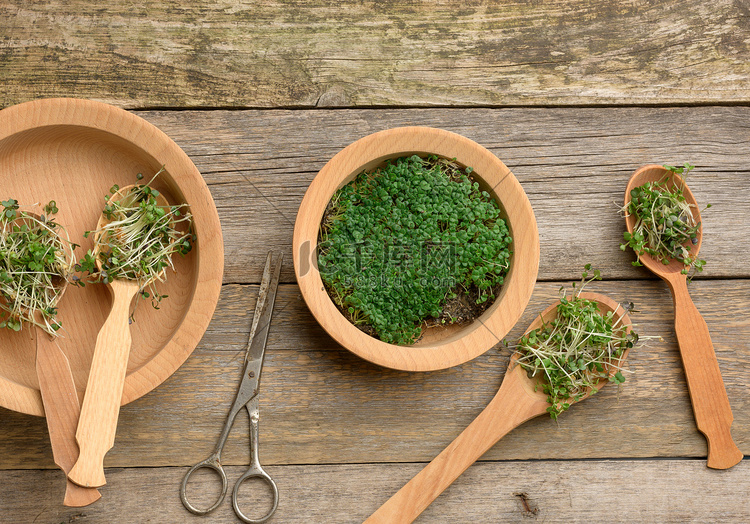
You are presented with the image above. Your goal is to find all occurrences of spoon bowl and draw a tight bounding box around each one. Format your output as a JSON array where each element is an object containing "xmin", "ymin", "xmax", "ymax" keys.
[
  {"xmin": 10, "ymin": 212, "xmax": 71, "ymax": 327},
  {"xmin": 624, "ymin": 164, "xmax": 703, "ymax": 276},
  {"xmin": 366, "ymin": 292, "xmax": 631, "ymax": 524},
  {"xmin": 91, "ymin": 184, "xmax": 173, "ymax": 276},
  {"xmin": 622, "ymin": 164, "xmax": 741, "ymax": 470},
  {"xmin": 520, "ymin": 291, "xmax": 632, "ymax": 401}
]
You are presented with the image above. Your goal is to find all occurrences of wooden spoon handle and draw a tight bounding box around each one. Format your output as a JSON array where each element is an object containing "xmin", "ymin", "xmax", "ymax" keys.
[
  {"xmin": 668, "ymin": 276, "xmax": 743, "ymax": 469},
  {"xmin": 69, "ymin": 280, "xmax": 140, "ymax": 488},
  {"xmin": 365, "ymin": 370, "xmax": 548, "ymax": 524},
  {"xmin": 36, "ymin": 333, "xmax": 102, "ymax": 506}
]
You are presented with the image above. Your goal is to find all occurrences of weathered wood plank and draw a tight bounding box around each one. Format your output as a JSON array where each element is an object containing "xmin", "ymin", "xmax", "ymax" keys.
[
  {"xmin": 2, "ymin": 1, "xmax": 750, "ymax": 108},
  {"xmin": 132, "ymin": 106, "xmax": 750, "ymax": 283},
  {"xmin": 1, "ymin": 460, "xmax": 748, "ymax": 523},
  {"xmin": 1, "ymin": 279, "xmax": 747, "ymax": 469}
]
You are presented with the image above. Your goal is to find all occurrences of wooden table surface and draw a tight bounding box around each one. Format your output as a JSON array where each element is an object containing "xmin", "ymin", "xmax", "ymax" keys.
[{"xmin": 2, "ymin": 2, "xmax": 749, "ymax": 522}]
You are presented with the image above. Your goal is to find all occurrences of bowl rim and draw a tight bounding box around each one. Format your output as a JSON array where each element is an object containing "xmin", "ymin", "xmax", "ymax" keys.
[
  {"xmin": 0, "ymin": 97, "xmax": 224, "ymax": 416},
  {"xmin": 293, "ymin": 126, "xmax": 539, "ymax": 371}
]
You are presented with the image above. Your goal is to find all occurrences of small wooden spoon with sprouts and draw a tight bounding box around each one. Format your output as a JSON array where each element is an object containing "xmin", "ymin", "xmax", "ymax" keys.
[
  {"xmin": 1, "ymin": 208, "xmax": 100, "ymax": 506},
  {"xmin": 623, "ymin": 164, "xmax": 742, "ymax": 469},
  {"xmin": 69, "ymin": 181, "xmax": 185, "ymax": 488},
  {"xmin": 365, "ymin": 292, "xmax": 632, "ymax": 524}
]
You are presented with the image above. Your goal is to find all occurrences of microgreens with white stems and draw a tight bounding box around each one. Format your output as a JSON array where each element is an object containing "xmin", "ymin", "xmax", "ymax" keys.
[
  {"xmin": 620, "ymin": 162, "xmax": 709, "ymax": 278},
  {"xmin": 76, "ymin": 168, "xmax": 194, "ymax": 310},
  {"xmin": 513, "ymin": 266, "xmax": 639, "ymax": 420},
  {"xmin": 0, "ymin": 199, "xmax": 77, "ymax": 335}
]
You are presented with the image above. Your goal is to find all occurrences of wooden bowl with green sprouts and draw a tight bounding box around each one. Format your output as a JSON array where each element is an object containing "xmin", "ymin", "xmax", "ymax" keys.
[{"xmin": 293, "ymin": 127, "xmax": 539, "ymax": 371}]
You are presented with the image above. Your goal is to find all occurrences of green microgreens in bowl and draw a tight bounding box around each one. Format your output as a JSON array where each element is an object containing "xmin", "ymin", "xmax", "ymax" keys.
[
  {"xmin": 620, "ymin": 163, "xmax": 709, "ymax": 277},
  {"xmin": 318, "ymin": 154, "xmax": 513, "ymax": 345},
  {"xmin": 76, "ymin": 168, "xmax": 194, "ymax": 309},
  {"xmin": 513, "ymin": 265, "xmax": 638, "ymax": 420},
  {"xmin": 0, "ymin": 199, "xmax": 77, "ymax": 335}
]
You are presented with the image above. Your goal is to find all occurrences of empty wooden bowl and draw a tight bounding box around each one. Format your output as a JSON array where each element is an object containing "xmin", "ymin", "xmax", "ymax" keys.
[
  {"xmin": 0, "ymin": 98, "xmax": 224, "ymax": 417},
  {"xmin": 293, "ymin": 127, "xmax": 539, "ymax": 371}
]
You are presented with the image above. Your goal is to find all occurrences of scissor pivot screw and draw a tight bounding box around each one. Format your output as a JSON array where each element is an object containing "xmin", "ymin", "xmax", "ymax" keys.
[{"xmin": 248, "ymin": 371, "xmax": 255, "ymax": 378}]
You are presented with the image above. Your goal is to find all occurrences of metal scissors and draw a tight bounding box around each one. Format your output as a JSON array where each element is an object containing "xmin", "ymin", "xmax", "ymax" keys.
[{"xmin": 181, "ymin": 252, "xmax": 282, "ymax": 523}]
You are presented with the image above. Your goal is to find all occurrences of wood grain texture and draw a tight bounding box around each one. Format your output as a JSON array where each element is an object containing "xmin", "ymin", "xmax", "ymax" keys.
[
  {"xmin": 0, "ymin": 460, "xmax": 748, "ymax": 523},
  {"xmin": 669, "ymin": 274, "xmax": 743, "ymax": 468},
  {"xmin": 1, "ymin": 279, "xmax": 747, "ymax": 470},
  {"xmin": 3, "ymin": 0, "xmax": 750, "ymax": 518},
  {"xmin": 365, "ymin": 357, "xmax": 549, "ymax": 524},
  {"xmin": 126, "ymin": 106, "xmax": 750, "ymax": 284},
  {"xmin": 35, "ymin": 333, "xmax": 102, "ymax": 506},
  {"xmin": 294, "ymin": 126, "xmax": 539, "ymax": 371},
  {"xmin": 3, "ymin": 1, "xmax": 750, "ymax": 108}
]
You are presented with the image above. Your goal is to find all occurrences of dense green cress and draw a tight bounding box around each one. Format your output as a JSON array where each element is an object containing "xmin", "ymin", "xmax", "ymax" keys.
[{"xmin": 318, "ymin": 155, "xmax": 513, "ymax": 345}]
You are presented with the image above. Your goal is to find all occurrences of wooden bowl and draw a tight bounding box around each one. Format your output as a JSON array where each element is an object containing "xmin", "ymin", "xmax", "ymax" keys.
[
  {"xmin": 0, "ymin": 98, "xmax": 224, "ymax": 416},
  {"xmin": 293, "ymin": 127, "xmax": 539, "ymax": 371}
]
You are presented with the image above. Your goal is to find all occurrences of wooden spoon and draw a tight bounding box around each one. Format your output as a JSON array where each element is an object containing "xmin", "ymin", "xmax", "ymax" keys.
[
  {"xmin": 365, "ymin": 292, "xmax": 631, "ymax": 524},
  {"xmin": 7, "ymin": 212, "xmax": 102, "ymax": 506},
  {"xmin": 624, "ymin": 164, "xmax": 742, "ymax": 470},
  {"xmin": 68, "ymin": 185, "xmax": 171, "ymax": 488}
]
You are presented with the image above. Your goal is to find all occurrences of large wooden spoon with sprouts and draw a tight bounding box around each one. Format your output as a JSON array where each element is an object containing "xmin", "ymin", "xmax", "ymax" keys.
[
  {"xmin": 69, "ymin": 184, "xmax": 173, "ymax": 488},
  {"xmin": 624, "ymin": 164, "xmax": 742, "ymax": 469},
  {"xmin": 365, "ymin": 292, "xmax": 631, "ymax": 524}
]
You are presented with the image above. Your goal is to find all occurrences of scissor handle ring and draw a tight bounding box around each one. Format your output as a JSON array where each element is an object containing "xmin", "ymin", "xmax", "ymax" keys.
[
  {"xmin": 180, "ymin": 456, "xmax": 229, "ymax": 516},
  {"xmin": 232, "ymin": 468, "xmax": 279, "ymax": 524}
]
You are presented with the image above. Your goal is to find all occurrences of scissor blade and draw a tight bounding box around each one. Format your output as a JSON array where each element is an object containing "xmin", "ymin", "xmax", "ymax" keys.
[
  {"xmin": 246, "ymin": 252, "xmax": 274, "ymax": 363},
  {"xmin": 242, "ymin": 252, "xmax": 282, "ymax": 394}
]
